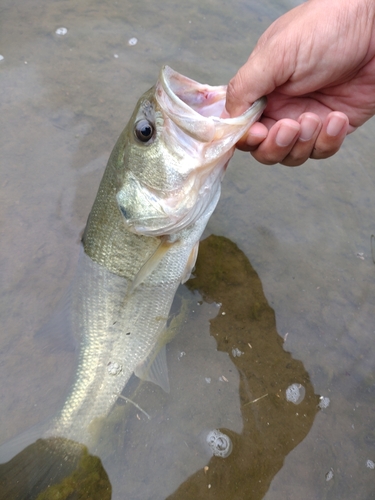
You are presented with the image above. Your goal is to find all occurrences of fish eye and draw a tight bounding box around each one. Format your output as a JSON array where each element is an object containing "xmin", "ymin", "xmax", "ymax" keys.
[{"xmin": 134, "ymin": 119, "xmax": 155, "ymax": 143}]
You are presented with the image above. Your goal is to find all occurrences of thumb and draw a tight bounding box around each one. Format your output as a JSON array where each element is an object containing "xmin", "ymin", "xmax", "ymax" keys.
[
  {"xmin": 225, "ymin": 56, "xmax": 276, "ymax": 117},
  {"xmin": 225, "ymin": 4, "xmax": 303, "ymax": 117}
]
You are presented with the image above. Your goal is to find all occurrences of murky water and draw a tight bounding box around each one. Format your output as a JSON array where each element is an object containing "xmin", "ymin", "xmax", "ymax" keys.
[{"xmin": 1, "ymin": 0, "xmax": 375, "ymax": 498}]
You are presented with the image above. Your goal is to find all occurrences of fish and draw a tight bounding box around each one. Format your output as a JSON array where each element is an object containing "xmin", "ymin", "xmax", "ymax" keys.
[{"xmin": 0, "ymin": 66, "xmax": 266, "ymax": 496}]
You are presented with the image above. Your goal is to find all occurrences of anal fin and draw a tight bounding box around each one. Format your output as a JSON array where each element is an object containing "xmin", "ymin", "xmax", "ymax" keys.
[{"xmin": 134, "ymin": 344, "xmax": 170, "ymax": 393}]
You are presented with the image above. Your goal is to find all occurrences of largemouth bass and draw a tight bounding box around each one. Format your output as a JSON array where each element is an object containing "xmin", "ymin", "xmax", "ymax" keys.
[
  {"xmin": 0, "ymin": 66, "xmax": 265, "ymax": 496},
  {"xmin": 49, "ymin": 66, "xmax": 265, "ymax": 446}
]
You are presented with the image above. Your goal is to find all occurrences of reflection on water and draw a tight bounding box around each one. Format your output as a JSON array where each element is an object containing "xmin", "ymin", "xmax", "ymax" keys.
[{"xmin": 1, "ymin": 0, "xmax": 375, "ymax": 498}]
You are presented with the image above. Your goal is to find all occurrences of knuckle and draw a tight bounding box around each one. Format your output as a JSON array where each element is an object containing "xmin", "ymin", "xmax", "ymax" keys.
[
  {"xmin": 256, "ymin": 144, "xmax": 296, "ymax": 165},
  {"xmin": 226, "ymin": 79, "xmax": 237, "ymax": 101},
  {"xmin": 227, "ymin": 73, "xmax": 244, "ymax": 105},
  {"xmin": 251, "ymin": 150, "xmax": 278, "ymax": 165},
  {"xmin": 310, "ymin": 132, "xmax": 346, "ymax": 159},
  {"xmin": 227, "ymin": 67, "xmax": 251, "ymax": 102},
  {"xmin": 281, "ymin": 157, "xmax": 307, "ymax": 167},
  {"xmin": 311, "ymin": 143, "xmax": 341, "ymax": 159},
  {"xmin": 282, "ymin": 146, "xmax": 310, "ymax": 166}
]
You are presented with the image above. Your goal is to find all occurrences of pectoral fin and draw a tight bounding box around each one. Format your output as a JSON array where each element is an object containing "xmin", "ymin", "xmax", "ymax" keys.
[
  {"xmin": 134, "ymin": 344, "xmax": 170, "ymax": 393},
  {"xmin": 180, "ymin": 241, "xmax": 199, "ymax": 284},
  {"xmin": 129, "ymin": 237, "xmax": 173, "ymax": 293}
]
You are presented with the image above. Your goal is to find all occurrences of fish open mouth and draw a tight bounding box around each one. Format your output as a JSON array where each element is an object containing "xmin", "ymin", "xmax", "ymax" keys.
[
  {"xmin": 160, "ymin": 66, "xmax": 228, "ymax": 119},
  {"xmin": 157, "ymin": 66, "xmax": 266, "ymax": 143}
]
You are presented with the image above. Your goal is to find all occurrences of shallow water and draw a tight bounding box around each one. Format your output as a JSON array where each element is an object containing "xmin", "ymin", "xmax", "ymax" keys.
[{"xmin": 1, "ymin": 0, "xmax": 375, "ymax": 498}]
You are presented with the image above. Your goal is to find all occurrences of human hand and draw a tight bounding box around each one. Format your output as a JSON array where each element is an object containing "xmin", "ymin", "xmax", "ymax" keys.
[{"xmin": 226, "ymin": 0, "xmax": 375, "ymax": 166}]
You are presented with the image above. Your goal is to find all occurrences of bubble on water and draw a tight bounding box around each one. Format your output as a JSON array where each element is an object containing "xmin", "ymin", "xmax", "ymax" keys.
[
  {"xmin": 325, "ymin": 468, "xmax": 334, "ymax": 481},
  {"xmin": 0, "ymin": 55, "xmax": 4, "ymax": 61},
  {"xmin": 318, "ymin": 396, "xmax": 330, "ymax": 409},
  {"xmin": 107, "ymin": 361, "xmax": 122, "ymax": 376},
  {"xmin": 55, "ymin": 27, "xmax": 68, "ymax": 36},
  {"xmin": 366, "ymin": 459, "xmax": 375, "ymax": 469},
  {"xmin": 128, "ymin": 37, "xmax": 138, "ymax": 46},
  {"xmin": 232, "ymin": 348, "xmax": 243, "ymax": 357},
  {"xmin": 286, "ymin": 383, "xmax": 305, "ymax": 404},
  {"xmin": 206, "ymin": 430, "xmax": 232, "ymax": 458}
]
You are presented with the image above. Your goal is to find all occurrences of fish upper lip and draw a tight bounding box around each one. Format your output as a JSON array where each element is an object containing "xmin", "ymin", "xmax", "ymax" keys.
[{"xmin": 159, "ymin": 65, "xmax": 267, "ymax": 122}]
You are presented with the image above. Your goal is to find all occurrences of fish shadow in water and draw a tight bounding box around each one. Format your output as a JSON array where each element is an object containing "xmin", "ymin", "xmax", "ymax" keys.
[{"xmin": 167, "ymin": 234, "xmax": 321, "ymax": 500}]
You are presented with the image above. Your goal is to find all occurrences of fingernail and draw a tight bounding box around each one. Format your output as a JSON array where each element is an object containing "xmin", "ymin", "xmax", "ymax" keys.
[
  {"xmin": 326, "ymin": 115, "xmax": 346, "ymax": 137},
  {"xmin": 299, "ymin": 115, "xmax": 319, "ymax": 141},
  {"xmin": 275, "ymin": 124, "xmax": 299, "ymax": 147}
]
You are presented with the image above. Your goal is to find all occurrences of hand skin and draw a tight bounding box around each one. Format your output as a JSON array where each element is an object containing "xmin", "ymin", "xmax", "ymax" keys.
[{"xmin": 225, "ymin": 0, "xmax": 375, "ymax": 166}]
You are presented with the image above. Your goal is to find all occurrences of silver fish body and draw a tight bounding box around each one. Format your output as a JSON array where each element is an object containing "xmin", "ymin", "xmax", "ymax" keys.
[{"xmin": 47, "ymin": 207, "xmax": 215, "ymax": 445}]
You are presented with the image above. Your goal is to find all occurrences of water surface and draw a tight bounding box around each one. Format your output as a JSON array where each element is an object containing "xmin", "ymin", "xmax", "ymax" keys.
[{"xmin": 1, "ymin": 0, "xmax": 375, "ymax": 498}]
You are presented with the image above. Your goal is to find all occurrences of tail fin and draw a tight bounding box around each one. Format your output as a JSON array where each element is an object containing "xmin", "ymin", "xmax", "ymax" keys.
[{"xmin": 0, "ymin": 437, "xmax": 111, "ymax": 500}]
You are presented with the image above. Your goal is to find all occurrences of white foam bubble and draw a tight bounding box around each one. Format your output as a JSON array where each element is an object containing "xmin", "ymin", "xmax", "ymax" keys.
[
  {"xmin": 286, "ymin": 383, "xmax": 305, "ymax": 404},
  {"xmin": 318, "ymin": 396, "xmax": 330, "ymax": 409},
  {"xmin": 231, "ymin": 347, "xmax": 243, "ymax": 357},
  {"xmin": 55, "ymin": 27, "xmax": 68, "ymax": 36},
  {"xmin": 325, "ymin": 468, "xmax": 334, "ymax": 481},
  {"xmin": 206, "ymin": 429, "xmax": 232, "ymax": 458}
]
